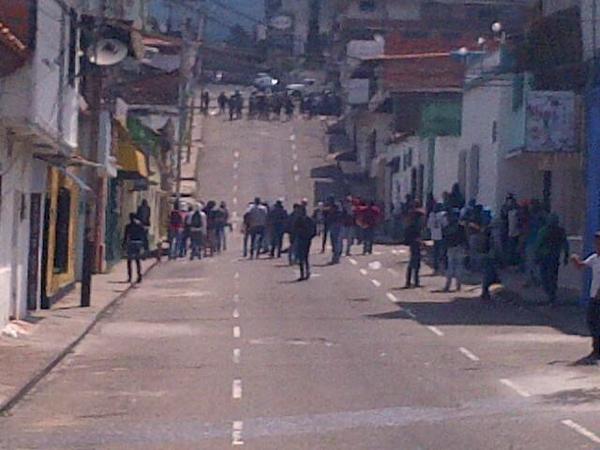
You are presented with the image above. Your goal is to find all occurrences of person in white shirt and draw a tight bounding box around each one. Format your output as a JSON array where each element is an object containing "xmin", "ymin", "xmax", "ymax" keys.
[
  {"xmin": 245, "ymin": 197, "xmax": 268, "ymax": 259},
  {"xmin": 427, "ymin": 204, "xmax": 447, "ymax": 273},
  {"xmin": 571, "ymin": 231, "xmax": 600, "ymax": 364}
]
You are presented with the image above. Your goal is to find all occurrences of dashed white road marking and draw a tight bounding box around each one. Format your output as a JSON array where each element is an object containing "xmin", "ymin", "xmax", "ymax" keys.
[
  {"xmin": 561, "ymin": 420, "xmax": 600, "ymax": 444},
  {"xmin": 232, "ymin": 379, "xmax": 242, "ymax": 399},
  {"xmin": 500, "ymin": 378, "xmax": 531, "ymax": 398},
  {"xmin": 233, "ymin": 326, "xmax": 241, "ymax": 338},
  {"xmin": 232, "ymin": 421, "xmax": 244, "ymax": 446},
  {"xmin": 427, "ymin": 326, "xmax": 444, "ymax": 337},
  {"xmin": 290, "ymin": 134, "xmax": 296, "ymax": 141},
  {"xmin": 359, "ymin": 268, "xmax": 368, "ymax": 276},
  {"xmin": 294, "ymin": 174, "xmax": 300, "ymax": 182},
  {"xmin": 234, "ymin": 272, "xmax": 240, "ymax": 279},
  {"xmin": 233, "ymin": 161, "xmax": 239, "ymax": 170},
  {"xmin": 386, "ymin": 292, "xmax": 399, "ymax": 303},
  {"xmin": 349, "ymin": 258, "xmax": 358, "ymax": 265},
  {"xmin": 234, "ymin": 151, "xmax": 240, "ymax": 159},
  {"xmin": 293, "ymin": 164, "xmax": 299, "ymax": 172},
  {"xmin": 233, "ymin": 197, "xmax": 238, "ymax": 205},
  {"xmin": 458, "ymin": 347, "xmax": 480, "ymax": 362},
  {"xmin": 371, "ymin": 279, "xmax": 382, "ymax": 287},
  {"xmin": 233, "ymin": 348, "xmax": 241, "ymax": 364},
  {"xmin": 387, "ymin": 268, "xmax": 399, "ymax": 276},
  {"xmin": 233, "ymin": 308, "xmax": 240, "ymax": 319}
]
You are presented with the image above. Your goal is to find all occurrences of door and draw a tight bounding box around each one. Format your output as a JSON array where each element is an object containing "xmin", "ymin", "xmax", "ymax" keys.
[{"xmin": 26, "ymin": 193, "xmax": 42, "ymax": 310}]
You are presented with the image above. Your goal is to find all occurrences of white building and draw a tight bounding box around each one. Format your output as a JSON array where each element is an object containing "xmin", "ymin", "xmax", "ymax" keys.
[{"xmin": 0, "ymin": 0, "xmax": 80, "ymax": 327}]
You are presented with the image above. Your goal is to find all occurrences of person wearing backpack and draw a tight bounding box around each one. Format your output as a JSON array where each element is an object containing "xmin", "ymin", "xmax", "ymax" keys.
[{"xmin": 189, "ymin": 203, "xmax": 206, "ymax": 261}]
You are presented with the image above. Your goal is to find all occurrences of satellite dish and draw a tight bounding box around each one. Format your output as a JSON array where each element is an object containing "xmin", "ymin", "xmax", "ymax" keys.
[{"xmin": 88, "ymin": 38, "xmax": 128, "ymax": 66}]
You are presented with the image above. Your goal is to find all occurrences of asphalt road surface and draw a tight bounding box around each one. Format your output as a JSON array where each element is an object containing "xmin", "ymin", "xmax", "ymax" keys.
[{"xmin": 1, "ymin": 98, "xmax": 600, "ymax": 449}]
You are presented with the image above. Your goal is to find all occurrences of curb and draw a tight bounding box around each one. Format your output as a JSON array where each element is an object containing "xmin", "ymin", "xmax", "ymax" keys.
[{"xmin": 0, "ymin": 261, "xmax": 160, "ymax": 416}]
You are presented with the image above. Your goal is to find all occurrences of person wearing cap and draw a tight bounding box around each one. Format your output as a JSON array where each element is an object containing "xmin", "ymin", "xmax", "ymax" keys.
[{"xmin": 571, "ymin": 231, "xmax": 600, "ymax": 364}]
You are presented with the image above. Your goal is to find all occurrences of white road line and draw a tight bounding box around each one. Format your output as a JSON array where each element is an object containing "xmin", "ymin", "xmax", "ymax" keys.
[
  {"xmin": 458, "ymin": 347, "xmax": 480, "ymax": 362},
  {"xmin": 234, "ymin": 151, "xmax": 240, "ymax": 159},
  {"xmin": 234, "ymin": 272, "xmax": 240, "ymax": 279},
  {"xmin": 233, "ymin": 348, "xmax": 241, "ymax": 364},
  {"xmin": 427, "ymin": 326, "xmax": 444, "ymax": 337},
  {"xmin": 290, "ymin": 134, "xmax": 296, "ymax": 141},
  {"xmin": 233, "ymin": 308, "xmax": 240, "ymax": 319},
  {"xmin": 233, "ymin": 379, "xmax": 242, "ymax": 399},
  {"xmin": 359, "ymin": 268, "xmax": 368, "ymax": 276},
  {"xmin": 371, "ymin": 279, "xmax": 382, "ymax": 287},
  {"xmin": 562, "ymin": 420, "xmax": 600, "ymax": 444},
  {"xmin": 386, "ymin": 292, "xmax": 399, "ymax": 303},
  {"xmin": 233, "ymin": 162, "xmax": 239, "ymax": 170},
  {"xmin": 294, "ymin": 174, "xmax": 300, "ymax": 182},
  {"xmin": 387, "ymin": 268, "xmax": 399, "ymax": 276},
  {"xmin": 500, "ymin": 378, "xmax": 531, "ymax": 398},
  {"xmin": 293, "ymin": 164, "xmax": 299, "ymax": 172},
  {"xmin": 349, "ymin": 258, "xmax": 358, "ymax": 265},
  {"xmin": 232, "ymin": 421, "xmax": 244, "ymax": 446},
  {"xmin": 233, "ymin": 326, "xmax": 241, "ymax": 338},
  {"xmin": 233, "ymin": 197, "xmax": 238, "ymax": 205}
]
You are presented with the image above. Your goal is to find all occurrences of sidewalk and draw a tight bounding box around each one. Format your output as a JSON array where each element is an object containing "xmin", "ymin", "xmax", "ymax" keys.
[
  {"xmin": 0, "ymin": 259, "xmax": 158, "ymax": 414},
  {"xmin": 421, "ymin": 242, "xmax": 589, "ymax": 336}
]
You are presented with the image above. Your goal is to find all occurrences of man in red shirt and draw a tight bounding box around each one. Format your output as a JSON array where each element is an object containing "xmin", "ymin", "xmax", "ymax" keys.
[{"xmin": 357, "ymin": 201, "xmax": 382, "ymax": 255}]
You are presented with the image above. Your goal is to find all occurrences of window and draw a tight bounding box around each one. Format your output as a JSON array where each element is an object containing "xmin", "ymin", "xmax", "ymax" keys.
[
  {"xmin": 53, "ymin": 187, "xmax": 71, "ymax": 274},
  {"xmin": 359, "ymin": 1, "xmax": 376, "ymax": 12}
]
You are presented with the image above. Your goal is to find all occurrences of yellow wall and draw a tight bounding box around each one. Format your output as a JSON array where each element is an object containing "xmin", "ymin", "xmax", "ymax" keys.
[{"xmin": 45, "ymin": 167, "xmax": 80, "ymax": 298}]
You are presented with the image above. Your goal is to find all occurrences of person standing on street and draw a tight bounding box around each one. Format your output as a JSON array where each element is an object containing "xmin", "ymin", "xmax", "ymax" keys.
[
  {"xmin": 245, "ymin": 197, "xmax": 268, "ymax": 259},
  {"xmin": 443, "ymin": 210, "xmax": 467, "ymax": 292},
  {"xmin": 571, "ymin": 231, "xmax": 600, "ymax": 364},
  {"xmin": 404, "ymin": 202, "xmax": 424, "ymax": 288},
  {"xmin": 218, "ymin": 92, "xmax": 228, "ymax": 115},
  {"xmin": 427, "ymin": 203, "xmax": 447, "ymax": 273},
  {"xmin": 292, "ymin": 204, "xmax": 317, "ymax": 281},
  {"xmin": 268, "ymin": 200, "xmax": 288, "ymax": 258},
  {"xmin": 535, "ymin": 213, "xmax": 569, "ymax": 304},
  {"xmin": 188, "ymin": 203, "xmax": 206, "ymax": 260},
  {"xmin": 215, "ymin": 201, "xmax": 230, "ymax": 252},
  {"xmin": 168, "ymin": 204, "xmax": 185, "ymax": 260},
  {"xmin": 201, "ymin": 91, "xmax": 210, "ymax": 115},
  {"xmin": 357, "ymin": 201, "xmax": 382, "ymax": 255},
  {"xmin": 123, "ymin": 213, "xmax": 147, "ymax": 284}
]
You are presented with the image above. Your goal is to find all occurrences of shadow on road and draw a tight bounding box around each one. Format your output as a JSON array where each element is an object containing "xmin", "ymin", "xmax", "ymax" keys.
[{"xmin": 365, "ymin": 295, "xmax": 588, "ymax": 337}]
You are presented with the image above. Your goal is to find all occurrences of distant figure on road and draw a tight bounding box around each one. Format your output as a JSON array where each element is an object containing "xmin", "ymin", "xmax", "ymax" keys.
[
  {"xmin": 245, "ymin": 197, "xmax": 268, "ymax": 259},
  {"xmin": 442, "ymin": 209, "xmax": 467, "ymax": 292},
  {"xmin": 535, "ymin": 213, "xmax": 569, "ymax": 304},
  {"xmin": 215, "ymin": 201, "xmax": 230, "ymax": 252},
  {"xmin": 218, "ymin": 92, "xmax": 228, "ymax": 115},
  {"xmin": 268, "ymin": 200, "xmax": 288, "ymax": 258},
  {"xmin": 168, "ymin": 205, "xmax": 185, "ymax": 260},
  {"xmin": 571, "ymin": 231, "xmax": 600, "ymax": 365},
  {"xmin": 357, "ymin": 201, "xmax": 382, "ymax": 255},
  {"xmin": 404, "ymin": 202, "xmax": 424, "ymax": 288},
  {"xmin": 228, "ymin": 96, "xmax": 236, "ymax": 121},
  {"xmin": 123, "ymin": 213, "xmax": 147, "ymax": 284},
  {"xmin": 292, "ymin": 204, "xmax": 317, "ymax": 281},
  {"xmin": 201, "ymin": 91, "xmax": 210, "ymax": 115},
  {"xmin": 188, "ymin": 203, "xmax": 206, "ymax": 261},
  {"xmin": 284, "ymin": 96, "xmax": 294, "ymax": 121}
]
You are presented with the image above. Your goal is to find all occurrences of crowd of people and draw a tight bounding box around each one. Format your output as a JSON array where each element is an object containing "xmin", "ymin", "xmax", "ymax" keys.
[
  {"xmin": 208, "ymin": 89, "xmax": 341, "ymax": 122},
  {"xmin": 392, "ymin": 184, "xmax": 569, "ymax": 303}
]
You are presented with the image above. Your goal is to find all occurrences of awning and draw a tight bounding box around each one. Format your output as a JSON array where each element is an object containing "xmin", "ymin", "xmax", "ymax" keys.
[{"xmin": 115, "ymin": 122, "xmax": 149, "ymax": 179}]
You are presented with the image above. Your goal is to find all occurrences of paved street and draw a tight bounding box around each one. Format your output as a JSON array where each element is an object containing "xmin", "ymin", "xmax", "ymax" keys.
[{"xmin": 1, "ymin": 105, "xmax": 600, "ymax": 449}]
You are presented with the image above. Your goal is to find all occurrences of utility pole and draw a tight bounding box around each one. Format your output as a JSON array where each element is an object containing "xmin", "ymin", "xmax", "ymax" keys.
[{"xmin": 175, "ymin": 7, "xmax": 204, "ymax": 200}]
